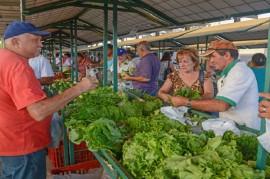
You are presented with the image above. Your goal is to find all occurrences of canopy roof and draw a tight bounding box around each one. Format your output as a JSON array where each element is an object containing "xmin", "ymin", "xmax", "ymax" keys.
[{"xmin": 1, "ymin": 0, "xmax": 269, "ymax": 48}]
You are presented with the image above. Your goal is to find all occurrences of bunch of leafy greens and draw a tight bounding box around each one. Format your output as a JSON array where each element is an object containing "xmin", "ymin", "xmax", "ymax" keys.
[
  {"xmin": 127, "ymin": 114, "xmax": 190, "ymax": 135},
  {"xmin": 173, "ymin": 86, "xmax": 200, "ymax": 99},
  {"xmin": 123, "ymin": 131, "xmax": 265, "ymax": 178},
  {"xmin": 83, "ymin": 118, "xmax": 122, "ymax": 153},
  {"xmin": 139, "ymin": 94, "xmax": 163, "ymax": 116}
]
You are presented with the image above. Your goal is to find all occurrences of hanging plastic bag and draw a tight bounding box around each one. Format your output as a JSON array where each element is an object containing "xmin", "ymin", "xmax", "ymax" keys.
[
  {"xmin": 202, "ymin": 118, "xmax": 240, "ymax": 136},
  {"xmin": 160, "ymin": 106, "xmax": 188, "ymax": 125},
  {"xmin": 257, "ymin": 119, "xmax": 270, "ymax": 153},
  {"xmin": 48, "ymin": 112, "xmax": 64, "ymax": 148}
]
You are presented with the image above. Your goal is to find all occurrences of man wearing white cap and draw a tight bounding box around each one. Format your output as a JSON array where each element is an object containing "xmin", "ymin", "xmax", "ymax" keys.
[
  {"xmin": 170, "ymin": 40, "xmax": 260, "ymax": 130},
  {"xmin": 0, "ymin": 21, "xmax": 98, "ymax": 178}
]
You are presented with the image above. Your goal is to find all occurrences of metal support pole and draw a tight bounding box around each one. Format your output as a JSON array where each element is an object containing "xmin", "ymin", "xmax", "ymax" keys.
[
  {"xmin": 103, "ymin": 1, "xmax": 108, "ymax": 86},
  {"xmin": 70, "ymin": 21, "xmax": 75, "ymax": 81},
  {"xmin": 74, "ymin": 19, "xmax": 78, "ymax": 82},
  {"xmin": 59, "ymin": 32, "xmax": 63, "ymax": 72},
  {"xmin": 20, "ymin": 0, "xmax": 25, "ymax": 21},
  {"xmin": 112, "ymin": 0, "xmax": 118, "ymax": 92},
  {"xmin": 256, "ymin": 18, "xmax": 270, "ymax": 170}
]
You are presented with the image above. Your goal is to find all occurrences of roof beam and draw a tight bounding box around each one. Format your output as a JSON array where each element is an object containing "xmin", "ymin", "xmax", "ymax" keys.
[
  {"xmin": 0, "ymin": 1, "xmax": 20, "ymax": 6},
  {"xmin": 177, "ymin": 9, "xmax": 270, "ymax": 26},
  {"xmin": 39, "ymin": 18, "xmax": 74, "ymax": 30},
  {"xmin": 127, "ymin": 0, "xmax": 179, "ymax": 26},
  {"xmin": 60, "ymin": 31, "xmax": 91, "ymax": 44},
  {"xmin": 23, "ymin": 0, "xmax": 79, "ymax": 15},
  {"xmin": 22, "ymin": 0, "xmax": 141, "ymax": 15},
  {"xmin": 50, "ymin": 25, "xmax": 100, "ymax": 31},
  {"xmin": 47, "ymin": 29, "xmax": 92, "ymax": 45},
  {"xmin": 77, "ymin": 18, "xmax": 113, "ymax": 37}
]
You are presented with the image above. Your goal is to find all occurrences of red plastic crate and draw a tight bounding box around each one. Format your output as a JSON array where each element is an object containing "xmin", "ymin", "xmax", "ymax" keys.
[
  {"xmin": 48, "ymin": 141, "xmax": 95, "ymax": 169},
  {"xmin": 50, "ymin": 160, "xmax": 100, "ymax": 175}
]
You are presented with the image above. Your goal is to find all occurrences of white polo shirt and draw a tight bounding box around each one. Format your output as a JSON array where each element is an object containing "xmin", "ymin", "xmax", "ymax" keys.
[{"xmin": 215, "ymin": 60, "xmax": 260, "ymax": 130}]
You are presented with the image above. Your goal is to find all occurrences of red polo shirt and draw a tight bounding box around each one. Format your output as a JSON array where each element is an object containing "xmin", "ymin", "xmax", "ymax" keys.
[{"xmin": 0, "ymin": 49, "xmax": 51, "ymax": 156}]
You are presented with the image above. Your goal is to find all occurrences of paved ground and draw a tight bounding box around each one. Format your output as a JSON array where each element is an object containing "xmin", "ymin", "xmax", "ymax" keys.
[{"xmin": 46, "ymin": 156, "xmax": 53, "ymax": 179}]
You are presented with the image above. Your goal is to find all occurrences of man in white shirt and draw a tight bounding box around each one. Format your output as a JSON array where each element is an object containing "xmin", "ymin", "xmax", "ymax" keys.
[
  {"xmin": 170, "ymin": 40, "xmax": 260, "ymax": 130},
  {"xmin": 29, "ymin": 54, "xmax": 54, "ymax": 88}
]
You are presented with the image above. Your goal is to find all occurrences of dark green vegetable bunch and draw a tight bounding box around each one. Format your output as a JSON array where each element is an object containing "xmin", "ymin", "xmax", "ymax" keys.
[
  {"xmin": 51, "ymin": 80, "xmax": 74, "ymax": 94},
  {"xmin": 127, "ymin": 114, "xmax": 190, "ymax": 135},
  {"xmin": 84, "ymin": 118, "xmax": 122, "ymax": 154},
  {"xmin": 173, "ymin": 86, "xmax": 200, "ymax": 99},
  {"xmin": 140, "ymin": 94, "xmax": 163, "ymax": 116}
]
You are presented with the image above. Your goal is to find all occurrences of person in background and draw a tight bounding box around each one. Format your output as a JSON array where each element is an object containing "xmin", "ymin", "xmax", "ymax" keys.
[
  {"xmin": 91, "ymin": 44, "xmax": 113, "ymax": 70},
  {"xmin": 55, "ymin": 52, "xmax": 61, "ymax": 70},
  {"xmin": 158, "ymin": 51, "xmax": 176, "ymax": 85},
  {"xmin": 118, "ymin": 48, "xmax": 136, "ymax": 75},
  {"xmin": 258, "ymin": 93, "xmax": 270, "ymax": 119},
  {"xmin": 28, "ymin": 53, "xmax": 54, "ymax": 89},
  {"xmin": 62, "ymin": 52, "xmax": 71, "ymax": 72},
  {"xmin": 65, "ymin": 53, "xmax": 92, "ymax": 78},
  {"xmin": 0, "ymin": 21, "xmax": 98, "ymax": 179},
  {"xmin": 169, "ymin": 40, "xmax": 260, "ymax": 130},
  {"xmin": 158, "ymin": 48, "xmax": 214, "ymax": 101},
  {"xmin": 247, "ymin": 60, "xmax": 254, "ymax": 67},
  {"xmin": 122, "ymin": 41, "xmax": 160, "ymax": 96},
  {"xmin": 77, "ymin": 53, "xmax": 92, "ymax": 77},
  {"xmin": 82, "ymin": 52, "xmax": 89, "ymax": 61},
  {"xmin": 126, "ymin": 51, "xmax": 140, "ymax": 67},
  {"xmin": 250, "ymin": 53, "xmax": 267, "ymax": 101}
]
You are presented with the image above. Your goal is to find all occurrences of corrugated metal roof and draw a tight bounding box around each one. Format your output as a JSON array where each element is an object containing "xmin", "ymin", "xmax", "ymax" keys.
[{"xmin": 1, "ymin": 0, "xmax": 269, "ymax": 48}]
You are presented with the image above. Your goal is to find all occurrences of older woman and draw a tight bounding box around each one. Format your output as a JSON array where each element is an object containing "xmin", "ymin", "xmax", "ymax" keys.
[{"xmin": 158, "ymin": 48, "xmax": 214, "ymax": 103}]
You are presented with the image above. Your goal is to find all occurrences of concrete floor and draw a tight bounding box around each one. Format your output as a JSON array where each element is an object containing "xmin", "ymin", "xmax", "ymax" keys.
[{"xmin": 46, "ymin": 156, "xmax": 53, "ymax": 179}]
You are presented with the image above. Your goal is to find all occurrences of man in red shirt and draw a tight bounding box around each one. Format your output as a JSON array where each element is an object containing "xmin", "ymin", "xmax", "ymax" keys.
[{"xmin": 0, "ymin": 21, "xmax": 98, "ymax": 179}]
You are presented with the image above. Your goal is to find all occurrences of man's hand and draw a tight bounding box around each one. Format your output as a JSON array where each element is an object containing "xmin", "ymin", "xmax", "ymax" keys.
[
  {"xmin": 258, "ymin": 93, "xmax": 270, "ymax": 118},
  {"xmin": 170, "ymin": 96, "xmax": 188, "ymax": 107},
  {"xmin": 122, "ymin": 74, "xmax": 131, "ymax": 80},
  {"xmin": 76, "ymin": 77, "xmax": 99, "ymax": 93}
]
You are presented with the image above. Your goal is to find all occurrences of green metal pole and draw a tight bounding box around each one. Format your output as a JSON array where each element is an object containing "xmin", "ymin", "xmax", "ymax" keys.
[
  {"xmin": 103, "ymin": 1, "xmax": 108, "ymax": 86},
  {"xmin": 69, "ymin": 21, "xmax": 76, "ymax": 165},
  {"xmin": 158, "ymin": 41, "xmax": 161, "ymax": 58},
  {"xmin": 197, "ymin": 37, "xmax": 199, "ymax": 51},
  {"xmin": 62, "ymin": 108, "xmax": 69, "ymax": 166},
  {"xmin": 74, "ymin": 19, "xmax": 78, "ymax": 82},
  {"xmin": 59, "ymin": 32, "xmax": 63, "ymax": 72},
  {"xmin": 52, "ymin": 40, "xmax": 56, "ymax": 70},
  {"xmin": 70, "ymin": 21, "xmax": 75, "ymax": 82},
  {"xmin": 20, "ymin": 0, "xmax": 26, "ymax": 21},
  {"xmin": 256, "ymin": 18, "xmax": 270, "ymax": 170},
  {"xmin": 112, "ymin": 0, "xmax": 118, "ymax": 92}
]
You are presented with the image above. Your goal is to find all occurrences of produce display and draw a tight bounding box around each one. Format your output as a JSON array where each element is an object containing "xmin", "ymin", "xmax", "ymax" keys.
[
  {"xmin": 173, "ymin": 86, "xmax": 200, "ymax": 99},
  {"xmin": 60, "ymin": 86, "xmax": 268, "ymax": 178},
  {"xmin": 51, "ymin": 80, "xmax": 74, "ymax": 94}
]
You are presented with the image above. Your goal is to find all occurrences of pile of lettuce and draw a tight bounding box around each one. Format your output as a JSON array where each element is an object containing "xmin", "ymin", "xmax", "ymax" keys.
[
  {"xmin": 173, "ymin": 86, "xmax": 200, "ymax": 99},
  {"xmin": 122, "ymin": 130, "xmax": 265, "ymax": 178},
  {"xmin": 65, "ymin": 87, "xmax": 164, "ymax": 155}
]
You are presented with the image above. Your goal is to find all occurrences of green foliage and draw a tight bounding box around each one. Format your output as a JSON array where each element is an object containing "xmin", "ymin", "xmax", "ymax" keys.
[
  {"xmin": 123, "ymin": 131, "xmax": 265, "ymax": 179},
  {"xmin": 51, "ymin": 80, "xmax": 74, "ymax": 94},
  {"xmin": 173, "ymin": 86, "xmax": 200, "ymax": 99},
  {"xmin": 84, "ymin": 118, "xmax": 122, "ymax": 153}
]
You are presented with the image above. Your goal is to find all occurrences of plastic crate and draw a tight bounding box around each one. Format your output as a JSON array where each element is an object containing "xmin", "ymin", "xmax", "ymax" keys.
[
  {"xmin": 50, "ymin": 160, "xmax": 100, "ymax": 175},
  {"xmin": 48, "ymin": 141, "xmax": 95, "ymax": 169}
]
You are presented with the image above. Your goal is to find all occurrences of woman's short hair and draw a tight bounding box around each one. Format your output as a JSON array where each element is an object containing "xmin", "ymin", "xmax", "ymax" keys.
[
  {"xmin": 77, "ymin": 53, "xmax": 83, "ymax": 58},
  {"xmin": 177, "ymin": 48, "xmax": 200, "ymax": 70},
  {"xmin": 161, "ymin": 51, "xmax": 172, "ymax": 62},
  {"xmin": 137, "ymin": 41, "xmax": 151, "ymax": 51},
  {"xmin": 252, "ymin": 53, "xmax": 266, "ymax": 66}
]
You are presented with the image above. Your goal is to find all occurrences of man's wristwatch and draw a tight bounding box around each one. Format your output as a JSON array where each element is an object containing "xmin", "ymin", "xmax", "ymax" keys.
[{"xmin": 186, "ymin": 98, "xmax": 192, "ymax": 108}]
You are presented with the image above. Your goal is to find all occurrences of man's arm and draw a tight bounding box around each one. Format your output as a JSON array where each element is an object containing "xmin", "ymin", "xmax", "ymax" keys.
[
  {"xmin": 27, "ymin": 77, "xmax": 98, "ymax": 121},
  {"xmin": 123, "ymin": 75, "xmax": 149, "ymax": 82},
  {"xmin": 170, "ymin": 96, "xmax": 231, "ymax": 112},
  {"xmin": 39, "ymin": 76, "xmax": 54, "ymax": 86}
]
